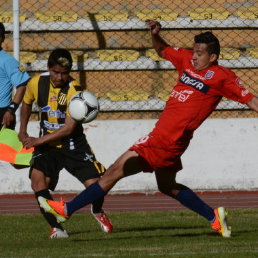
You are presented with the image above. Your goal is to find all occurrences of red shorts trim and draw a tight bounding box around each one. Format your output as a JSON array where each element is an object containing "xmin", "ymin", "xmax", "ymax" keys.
[{"xmin": 129, "ymin": 134, "xmax": 188, "ymax": 172}]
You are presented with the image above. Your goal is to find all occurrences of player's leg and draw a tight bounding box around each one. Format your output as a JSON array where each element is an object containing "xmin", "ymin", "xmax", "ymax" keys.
[
  {"xmin": 155, "ymin": 167, "xmax": 215, "ymax": 219},
  {"xmin": 31, "ymin": 148, "xmax": 68, "ymax": 238},
  {"xmin": 38, "ymin": 150, "xmax": 143, "ymax": 218},
  {"xmin": 31, "ymin": 168, "xmax": 68, "ymax": 238},
  {"xmin": 59, "ymin": 146, "xmax": 113, "ymax": 232},
  {"xmin": 155, "ymin": 167, "xmax": 231, "ymax": 237}
]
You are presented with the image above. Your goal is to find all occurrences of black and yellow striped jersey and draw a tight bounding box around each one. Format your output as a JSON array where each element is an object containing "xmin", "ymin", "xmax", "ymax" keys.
[{"xmin": 24, "ymin": 72, "xmax": 87, "ymax": 149}]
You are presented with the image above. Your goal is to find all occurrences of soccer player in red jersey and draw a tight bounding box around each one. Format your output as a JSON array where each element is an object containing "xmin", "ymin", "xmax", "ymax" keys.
[{"xmin": 39, "ymin": 20, "xmax": 258, "ymax": 238}]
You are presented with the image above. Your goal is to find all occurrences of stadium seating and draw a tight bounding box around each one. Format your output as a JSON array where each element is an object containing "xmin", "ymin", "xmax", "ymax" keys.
[
  {"xmin": 219, "ymin": 48, "xmax": 241, "ymax": 60},
  {"xmin": 85, "ymin": 10, "xmax": 129, "ymax": 21},
  {"xmin": 35, "ymin": 11, "xmax": 78, "ymax": 22},
  {"xmin": 3, "ymin": 0, "xmax": 256, "ymax": 117},
  {"xmin": 70, "ymin": 51, "xmax": 88, "ymax": 62},
  {"xmin": 187, "ymin": 8, "xmax": 229, "ymax": 20},
  {"xmin": 155, "ymin": 90, "xmax": 170, "ymax": 102},
  {"xmin": 146, "ymin": 49, "xmax": 164, "ymax": 61},
  {"xmin": 7, "ymin": 51, "xmax": 37, "ymax": 63},
  {"xmin": 135, "ymin": 9, "xmax": 178, "ymax": 21},
  {"xmin": 0, "ymin": 12, "xmax": 26, "ymax": 23},
  {"xmin": 106, "ymin": 89, "xmax": 150, "ymax": 101},
  {"xmin": 236, "ymin": 7, "xmax": 258, "ymax": 19},
  {"xmin": 246, "ymin": 48, "xmax": 258, "ymax": 58},
  {"xmin": 96, "ymin": 50, "xmax": 139, "ymax": 61}
]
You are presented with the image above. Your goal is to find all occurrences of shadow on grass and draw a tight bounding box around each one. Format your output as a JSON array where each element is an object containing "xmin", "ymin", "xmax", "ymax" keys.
[{"xmin": 69, "ymin": 225, "xmax": 212, "ymax": 242}]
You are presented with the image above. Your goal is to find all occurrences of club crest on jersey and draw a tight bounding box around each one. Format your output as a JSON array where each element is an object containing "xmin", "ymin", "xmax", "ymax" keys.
[
  {"xmin": 58, "ymin": 93, "xmax": 67, "ymax": 105},
  {"xmin": 179, "ymin": 72, "xmax": 210, "ymax": 94},
  {"xmin": 205, "ymin": 70, "xmax": 214, "ymax": 79}
]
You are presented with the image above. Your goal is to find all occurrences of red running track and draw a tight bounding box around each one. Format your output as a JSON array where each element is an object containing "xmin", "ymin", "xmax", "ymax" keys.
[{"xmin": 0, "ymin": 191, "xmax": 258, "ymax": 214}]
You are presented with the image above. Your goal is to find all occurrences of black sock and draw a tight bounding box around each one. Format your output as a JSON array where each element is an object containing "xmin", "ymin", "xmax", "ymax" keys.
[
  {"xmin": 92, "ymin": 196, "xmax": 104, "ymax": 214},
  {"xmin": 35, "ymin": 189, "xmax": 63, "ymax": 230}
]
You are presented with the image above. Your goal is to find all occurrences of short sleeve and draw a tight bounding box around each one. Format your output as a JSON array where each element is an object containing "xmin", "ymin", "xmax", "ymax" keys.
[
  {"xmin": 23, "ymin": 76, "xmax": 38, "ymax": 104},
  {"xmin": 163, "ymin": 46, "xmax": 193, "ymax": 71},
  {"xmin": 4, "ymin": 57, "xmax": 30, "ymax": 87},
  {"xmin": 219, "ymin": 71, "xmax": 254, "ymax": 104}
]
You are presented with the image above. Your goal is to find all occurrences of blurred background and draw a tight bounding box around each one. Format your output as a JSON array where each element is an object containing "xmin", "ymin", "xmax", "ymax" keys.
[{"xmin": 1, "ymin": 0, "xmax": 257, "ymax": 120}]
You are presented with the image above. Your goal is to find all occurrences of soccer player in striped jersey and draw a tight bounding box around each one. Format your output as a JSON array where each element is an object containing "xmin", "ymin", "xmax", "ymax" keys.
[{"xmin": 19, "ymin": 49, "xmax": 112, "ymax": 238}]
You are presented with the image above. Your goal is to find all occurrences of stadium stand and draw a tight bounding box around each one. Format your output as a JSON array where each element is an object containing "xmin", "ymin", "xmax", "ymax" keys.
[
  {"xmin": 187, "ymin": 8, "xmax": 230, "ymax": 20},
  {"xmin": 135, "ymin": 9, "xmax": 178, "ymax": 21},
  {"xmin": 35, "ymin": 11, "xmax": 78, "ymax": 22},
  {"xmin": 219, "ymin": 48, "xmax": 241, "ymax": 60},
  {"xmin": 236, "ymin": 7, "xmax": 258, "ymax": 19},
  {"xmin": 1, "ymin": 0, "xmax": 257, "ymax": 118},
  {"xmin": 96, "ymin": 50, "xmax": 139, "ymax": 61},
  {"xmin": 106, "ymin": 89, "xmax": 150, "ymax": 101},
  {"xmin": 246, "ymin": 48, "xmax": 258, "ymax": 58},
  {"xmin": 0, "ymin": 12, "xmax": 26, "ymax": 23}
]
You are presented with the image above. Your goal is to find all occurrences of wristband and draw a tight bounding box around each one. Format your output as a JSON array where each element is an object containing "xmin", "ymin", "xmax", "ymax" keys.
[{"xmin": 7, "ymin": 102, "xmax": 19, "ymax": 115}]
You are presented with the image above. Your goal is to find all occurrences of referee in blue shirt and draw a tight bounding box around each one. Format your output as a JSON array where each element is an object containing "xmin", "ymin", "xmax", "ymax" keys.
[{"xmin": 0, "ymin": 22, "xmax": 30, "ymax": 130}]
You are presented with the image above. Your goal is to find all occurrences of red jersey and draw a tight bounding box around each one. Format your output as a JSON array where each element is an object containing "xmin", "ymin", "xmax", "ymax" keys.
[
  {"xmin": 151, "ymin": 46, "xmax": 254, "ymax": 144},
  {"xmin": 130, "ymin": 46, "xmax": 254, "ymax": 171}
]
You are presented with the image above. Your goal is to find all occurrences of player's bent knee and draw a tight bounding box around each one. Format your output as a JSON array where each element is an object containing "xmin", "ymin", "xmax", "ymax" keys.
[{"xmin": 105, "ymin": 163, "xmax": 124, "ymax": 180}]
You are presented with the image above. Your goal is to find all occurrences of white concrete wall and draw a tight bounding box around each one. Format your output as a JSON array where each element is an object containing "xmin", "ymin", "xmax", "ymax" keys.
[{"xmin": 0, "ymin": 117, "xmax": 257, "ymax": 194}]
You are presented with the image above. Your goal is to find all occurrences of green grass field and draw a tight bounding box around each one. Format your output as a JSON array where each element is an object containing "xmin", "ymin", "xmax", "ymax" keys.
[{"xmin": 0, "ymin": 209, "xmax": 257, "ymax": 257}]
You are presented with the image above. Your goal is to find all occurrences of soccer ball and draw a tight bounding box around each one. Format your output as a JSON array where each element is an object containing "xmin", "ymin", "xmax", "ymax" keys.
[{"xmin": 68, "ymin": 91, "xmax": 99, "ymax": 123}]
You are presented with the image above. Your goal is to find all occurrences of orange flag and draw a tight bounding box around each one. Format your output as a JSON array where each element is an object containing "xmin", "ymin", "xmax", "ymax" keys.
[{"xmin": 0, "ymin": 128, "xmax": 34, "ymax": 166}]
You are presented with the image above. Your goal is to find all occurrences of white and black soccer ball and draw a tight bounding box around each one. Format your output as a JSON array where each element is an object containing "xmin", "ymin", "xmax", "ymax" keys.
[{"xmin": 68, "ymin": 91, "xmax": 99, "ymax": 123}]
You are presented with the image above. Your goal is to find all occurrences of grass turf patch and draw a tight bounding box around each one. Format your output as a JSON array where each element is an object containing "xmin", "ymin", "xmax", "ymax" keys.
[{"xmin": 0, "ymin": 209, "xmax": 257, "ymax": 257}]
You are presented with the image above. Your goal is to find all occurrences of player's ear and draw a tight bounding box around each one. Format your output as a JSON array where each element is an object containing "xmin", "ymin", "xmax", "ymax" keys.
[
  {"xmin": 210, "ymin": 53, "xmax": 218, "ymax": 63},
  {"xmin": 210, "ymin": 53, "xmax": 217, "ymax": 63}
]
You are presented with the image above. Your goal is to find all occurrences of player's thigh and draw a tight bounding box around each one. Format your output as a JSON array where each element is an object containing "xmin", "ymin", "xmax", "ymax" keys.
[
  {"xmin": 64, "ymin": 148, "xmax": 106, "ymax": 184},
  {"xmin": 98, "ymin": 150, "xmax": 142, "ymax": 192},
  {"xmin": 105, "ymin": 150, "xmax": 142, "ymax": 179},
  {"xmin": 30, "ymin": 147, "xmax": 62, "ymax": 191}
]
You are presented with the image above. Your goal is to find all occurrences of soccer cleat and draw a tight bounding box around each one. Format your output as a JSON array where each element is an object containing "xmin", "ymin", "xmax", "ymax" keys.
[
  {"xmin": 49, "ymin": 227, "xmax": 69, "ymax": 239},
  {"xmin": 38, "ymin": 196, "xmax": 70, "ymax": 223},
  {"xmin": 91, "ymin": 207, "xmax": 113, "ymax": 233},
  {"xmin": 211, "ymin": 207, "xmax": 231, "ymax": 238}
]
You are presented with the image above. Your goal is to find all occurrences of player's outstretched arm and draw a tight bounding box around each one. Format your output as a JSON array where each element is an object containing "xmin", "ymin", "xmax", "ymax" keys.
[
  {"xmin": 22, "ymin": 115, "xmax": 77, "ymax": 148},
  {"xmin": 247, "ymin": 96, "xmax": 258, "ymax": 113},
  {"xmin": 146, "ymin": 20, "xmax": 169, "ymax": 58}
]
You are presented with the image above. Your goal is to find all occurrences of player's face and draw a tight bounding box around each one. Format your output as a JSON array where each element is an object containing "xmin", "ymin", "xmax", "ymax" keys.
[
  {"xmin": 192, "ymin": 43, "xmax": 216, "ymax": 71},
  {"xmin": 48, "ymin": 64, "xmax": 70, "ymax": 87}
]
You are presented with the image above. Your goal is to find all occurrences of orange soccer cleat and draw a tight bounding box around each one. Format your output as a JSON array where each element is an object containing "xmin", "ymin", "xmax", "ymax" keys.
[
  {"xmin": 211, "ymin": 207, "xmax": 231, "ymax": 238},
  {"xmin": 38, "ymin": 196, "xmax": 70, "ymax": 223}
]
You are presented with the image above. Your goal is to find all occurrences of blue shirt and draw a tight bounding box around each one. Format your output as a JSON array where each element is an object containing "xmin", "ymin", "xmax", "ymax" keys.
[{"xmin": 0, "ymin": 49, "xmax": 30, "ymax": 108}]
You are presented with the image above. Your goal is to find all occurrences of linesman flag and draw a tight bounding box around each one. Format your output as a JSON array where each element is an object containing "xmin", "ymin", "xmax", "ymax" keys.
[{"xmin": 0, "ymin": 128, "xmax": 34, "ymax": 166}]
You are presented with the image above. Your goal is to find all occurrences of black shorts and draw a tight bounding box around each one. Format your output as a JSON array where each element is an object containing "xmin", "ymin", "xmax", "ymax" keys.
[
  {"xmin": 0, "ymin": 107, "xmax": 16, "ymax": 130},
  {"xmin": 30, "ymin": 144, "xmax": 106, "ymax": 191}
]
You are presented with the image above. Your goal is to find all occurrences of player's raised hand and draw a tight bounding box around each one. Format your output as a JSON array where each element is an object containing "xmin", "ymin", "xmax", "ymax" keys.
[{"xmin": 146, "ymin": 20, "xmax": 161, "ymax": 35}]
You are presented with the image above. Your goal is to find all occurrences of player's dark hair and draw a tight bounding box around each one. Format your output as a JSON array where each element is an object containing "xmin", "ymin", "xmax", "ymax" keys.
[
  {"xmin": 0, "ymin": 22, "xmax": 5, "ymax": 40},
  {"xmin": 48, "ymin": 48, "xmax": 73, "ymax": 69},
  {"xmin": 194, "ymin": 32, "xmax": 220, "ymax": 58}
]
